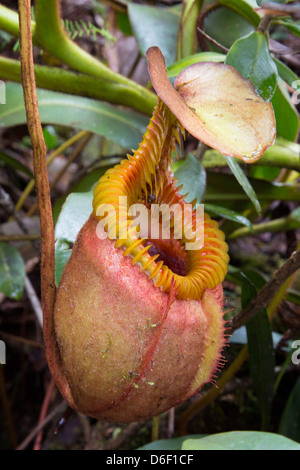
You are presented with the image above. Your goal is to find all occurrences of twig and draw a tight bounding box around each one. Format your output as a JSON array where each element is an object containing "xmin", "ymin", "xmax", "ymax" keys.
[
  {"xmin": 19, "ymin": 0, "xmax": 75, "ymax": 410},
  {"xmin": 16, "ymin": 400, "xmax": 67, "ymax": 450},
  {"xmin": 257, "ymin": 3, "xmax": 300, "ymax": 19},
  {"xmin": 26, "ymin": 131, "xmax": 93, "ymax": 216},
  {"xmin": 0, "ymin": 233, "xmax": 40, "ymax": 242},
  {"xmin": 0, "ymin": 330, "xmax": 44, "ymax": 349},
  {"xmin": 167, "ymin": 407, "xmax": 175, "ymax": 439},
  {"xmin": 33, "ymin": 377, "xmax": 56, "ymax": 450},
  {"xmin": 197, "ymin": 27, "xmax": 229, "ymax": 54},
  {"xmin": 257, "ymin": 14, "xmax": 272, "ymax": 33},
  {"xmin": 231, "ymin": 250, "xmax": 300, "ymax": 331},
  {"xmin": 24, "ymin": 275, "xmax": 43, "ymax": 328},
  {"xmin": 15, "ymin": 130, "xmax": 89, "ymax": 212},
  {"xmin": 0, "ymin": 185, "xmax": 29, "ymax": 234}
]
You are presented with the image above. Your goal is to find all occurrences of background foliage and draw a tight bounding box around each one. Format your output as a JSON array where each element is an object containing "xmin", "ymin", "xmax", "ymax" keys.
[{"xmin": 0, "ymin": 0, "xmax": 299, "ymax": 450}]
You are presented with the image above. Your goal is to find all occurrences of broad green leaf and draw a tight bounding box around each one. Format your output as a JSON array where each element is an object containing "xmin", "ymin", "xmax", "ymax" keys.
[
  {"xmin": 204, "ymin": 203, "xmax": 253, "ymax": 230},
  {"xmin": 224, "ymin": 156, "xmax": 261, "ymax": 214},
  {"xmin": 0, "ymin": 82, "xmax": 148, "ymax": 150},
  {"xmin": 271, "ymin": 78, "xmax": 299, "ymax": 141},
  {"xmin": 174, "ymin": 153, "xmax": 206, "ymax": 203},
  {"xmin": 204, "ymin": 7, "xmax": 254, "ymax": 50},
  {"xmin": 226, "ymin": 31, "xmax": 278, "ymax": 101},
  {"xmin": 279, "ymin": 376, "xmax": 300, "ymax": 442},
  {"xmin": 128, "ymin": 3, "xmax": 180, "ymax": 67},
  {"xmin": 55, "ymin": 190, "xmax": 94, "ymax": 243},
  {"xmin": 177, "ymin": 0, "xmax": 203, "ymax": 59},
  {"xmin": 0, "ymin": 243, "xmax": 25, "ymax": 300},
  {"xmin": 167, "ymin": 52, "xmax": 225, "ymax": 78},
  {"xmin": 182, "ymin": 431, "xmax": 300, "ymax": 450},
  {"xmin": 55, "ymin": 239, "xmax": 72, "ymax": 286},
  {"xmin": 242, "ymin": 274, "xmax": 275, "ymax": 430}
]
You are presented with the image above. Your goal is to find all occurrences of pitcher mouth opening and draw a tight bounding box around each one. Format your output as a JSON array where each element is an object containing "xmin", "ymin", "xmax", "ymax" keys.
[{"xmin": 92, "ymin": 98, "xmax": 229, "ymax": 300}]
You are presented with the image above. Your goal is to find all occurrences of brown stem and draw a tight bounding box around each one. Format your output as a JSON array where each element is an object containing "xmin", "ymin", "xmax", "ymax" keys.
[
  {"xmin": 18, "ymin": 0, "xmax": 75, "ymax": 409},
  {"xmin": 231, "ymin": 250, "xmax": 300, "ymax": 331}
]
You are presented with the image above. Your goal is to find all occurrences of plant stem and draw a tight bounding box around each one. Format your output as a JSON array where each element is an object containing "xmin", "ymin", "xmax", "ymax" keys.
[
  {"xmin": 0, "ymin": 233, "xmax": 40, "ymax": 242},
  {"xmin": 231, "ymin": 250, "xmax": 300, "ymax": 331},
  {"xmin": 18, "ymin": 0, "xmax": 75, "ymax": 411},
  {"xmin": 0, "ymin": 3, "xmax": 156, "ymax": 114},
  {"xmin": 228, "ymin": 215, "xmax": 300, "ymax": 240},
  {"xmin": 33, "ymin": 0, "xmax": 152, "ymax": 101},
  {"xmin": 0, "ymin": 4, "xmax": 35, "ymax": 37},
  {"xmin": 0, "ymin": 56, "xmax": 156, "ymax": 115},
  {"xmin": 151, "ymin": 415, "xmax": 160, "ymax": 442}
]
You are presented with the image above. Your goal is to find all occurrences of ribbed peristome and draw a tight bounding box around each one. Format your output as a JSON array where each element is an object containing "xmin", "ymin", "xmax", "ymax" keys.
[{"xmin": 92, "ymin": 98, "xmax": 229, "ymax": 300}]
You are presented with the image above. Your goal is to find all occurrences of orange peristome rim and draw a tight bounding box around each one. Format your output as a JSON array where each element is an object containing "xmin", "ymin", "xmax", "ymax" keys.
[
  {"xmin": 146, "ymin": 46, "xmax": 276, "ymax": 163},
  {"xmin": 92, "ymin": 99, "xmax": 229, "ymax": 300}
]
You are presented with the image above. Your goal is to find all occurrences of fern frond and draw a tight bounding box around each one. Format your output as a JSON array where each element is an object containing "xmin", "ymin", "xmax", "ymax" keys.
[{"xmin": 62, "ymin": 19, "xmax": 116, "ymax": 43}]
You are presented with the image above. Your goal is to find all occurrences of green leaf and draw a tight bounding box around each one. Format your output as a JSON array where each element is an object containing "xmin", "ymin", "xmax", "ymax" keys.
[
  {"xmin": 224, "ymin": 156, "xmax": 261, "ymax": 215},
  {"xmin": 226, "ymin": 31, "xmax": 278, "ymax": 101},
  {"xmin": 55, "ymin": 190, "xmax": 94, "ymax": 244},
  {"xmin": 290, "ymin": 206, "xmax": 300, "ymax": 222},
  {"xmin": 242, "ymin": 274, "xmax": 275, "ymax": 430},
  {"xmin": 182, "ymin": 431, "xmax": 300, "ymax": 450},
  {"xmin": 174, "ymin": 153, "xmax": 206, "ymax": 203},
  {"xmin": 278, "ymin": 19, "xmax": 300, "ymax": 37},
  {"xmin": 0, "ymin": 242, "xmax": 25, "ymax": 300},
  {"xmin": 274, "ymin": 58, "xmax": 299, "ymax": 88},
  {"xmin": 55, "ymin": 239, "xmax": 72, "ymax": 287},
  {"xmin": 167, "ymin": 52, "xmax": 225, "ymax": 78},
  {"xmin": 128, "ymin": 3, "xmax": 180, "ymax": 67},
  {"xmin": 116, "ymin": 11, "xmax": 132, "ymax": 36},
  {"xmin": 271, "ymin": 78, "xmax": 299, "ymax": 141},
  {"xmin": 42, "ymin": 126, "xmax": 57, "ymax": 150},
  {"xmin": 204, "ymin": 203, "xmax": 253, "ymax": 230},
  {"xmin": 279, "ymin": 376, "xmax": 300, "ymax": 442},
  {"xmin": 0, "ymin": 82, "xmax": 148, "ymax": 150}
]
